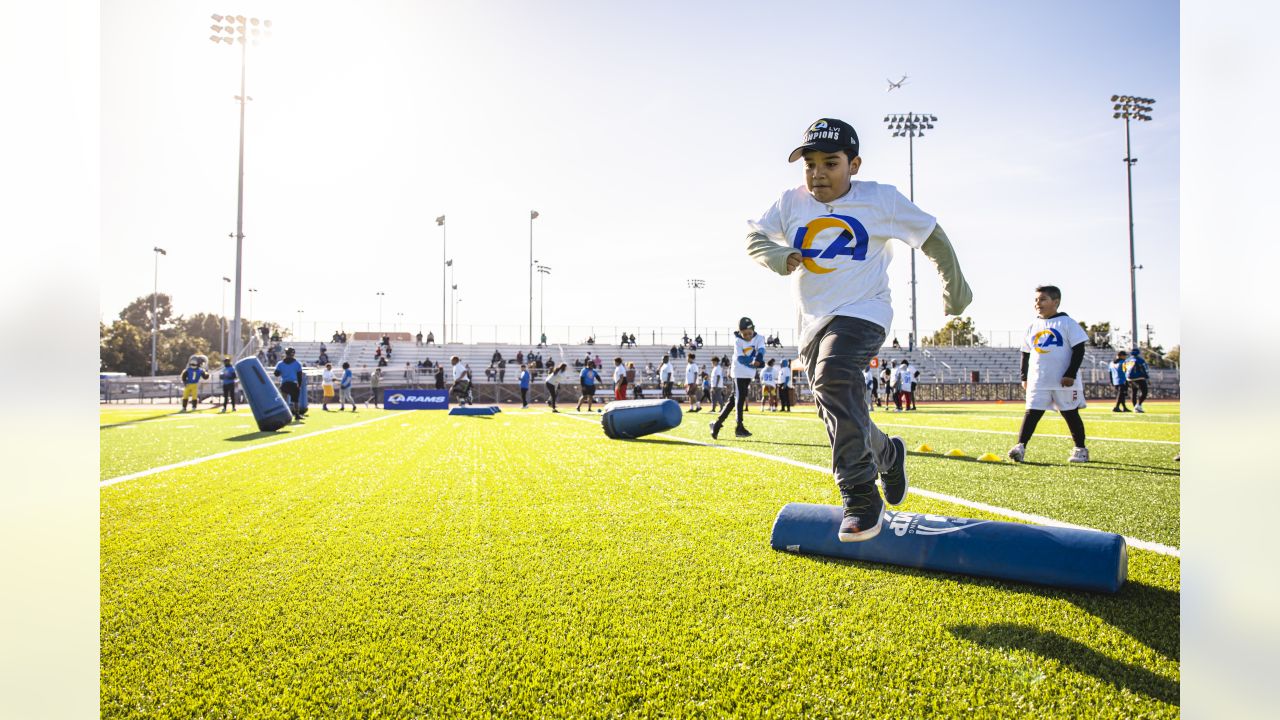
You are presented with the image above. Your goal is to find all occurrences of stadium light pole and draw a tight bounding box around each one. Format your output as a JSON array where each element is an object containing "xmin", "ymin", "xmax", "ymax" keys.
[
  {"xmin": 151, "ymin": 246, "xmax": 167, "ymax": 376},
  {"xmin": 436, "ymin": 215, "xmax": 446, "ymax": 343},
  {"xmin": 448, "ymin": 261, "xmax": 456, "ymax": 339},
  {"xmin": 687, "ymin": 279, "xmax": 705, "ymax": 340},
  {"xmin": 221, "ymin": 276, "xmax": 231, "ymax": 358},
  {"xmin": 884, "ymin": 112, "xmax": 936, "ymax": 352},
  {"xmin": 209, "ymin": 13, "xmax": 272, "ymax": 359},
  {"xmin": 247, "ymin": 287, "xmax": 257, "ymax": 339},
  {"xmin": 395, "ymin": 312, "xmax": 404, "ymax": 332},
  {"xmin": 537, "ymin": 264, "xmax": 551, "ymax": 341},
  {"xmin": 529, "ymin": 210, "xmax": 539, "ymax": 345},
  {"xmin": 1111, "ymin": 94, "xmax": 1155, "ymax": 350},
  {"xmin": 376, "ymin": 291, "xmax": 385, "ymax": 333}
]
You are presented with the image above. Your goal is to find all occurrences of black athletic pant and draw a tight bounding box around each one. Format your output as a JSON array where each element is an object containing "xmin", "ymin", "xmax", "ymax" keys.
[
  {"xmin": 280, "ymin": 381, "xmax": 300, "ymax": 416},
  {"xmin": 662, "ymin": 381, "xmax": 673, "ymax": 398},
  {"xmin": 520, "ymin": 387, "xmax": 529, "ymax": 406},
  {"xmin": 1130, "ymin": 379, "xmax": 1148, "ymax": 406},
  {"xmin": 221, "ymin": 384, "xmax": 236, "ymax": 409},
  {"xmin": 1017, "ymin": 408, "xmax": 1086, "ymax": 448},
  {"xmin": 545, "ymin": 382, "xmax": 558, "ymax": 410},
  {"xmin": 1114, "ymin": 384, "xmax": 1128, "ymax": 408},
  {"xmin": 714, "ymin": 378, "xmax": 753, "ymax": 429},
  {"xmin": 780, "ymin": 383, "xmax": 792, "ymax": 412}
]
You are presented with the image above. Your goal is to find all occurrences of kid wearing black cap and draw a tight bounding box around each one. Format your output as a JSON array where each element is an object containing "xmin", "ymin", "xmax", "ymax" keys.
[
  {"xmin": 745, "ymin": 117, "xmax": 973, "ymax": 542},
  {"xmin": 710, "ymin": 317, "xmax": 766, "ymax": 439}
]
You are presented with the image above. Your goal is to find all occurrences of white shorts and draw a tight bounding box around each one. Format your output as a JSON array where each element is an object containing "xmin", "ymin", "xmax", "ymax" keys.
[{"xmin": 1026, "ymin": 383, "xmax": 1086, "ymax": 412}]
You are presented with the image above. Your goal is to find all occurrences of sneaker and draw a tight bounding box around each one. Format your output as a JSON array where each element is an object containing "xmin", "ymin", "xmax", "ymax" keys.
[
  {"xmin": 709, "ymin": 422, "xmax": 721, "ymax": 440},
  {"xmin": 838, "ymin": 494, "xmax": 885, "ymax": 542},
  {"xmin": 1069, "ymin": 447, "xmax": 1090, "ymax": 463},
  {"xmin": 734, "ymin": 425, "xmax": 752, "ymax": 438},
  {"xmin": 1134, "ymin": 404, "xmax": 1145, "ymax": 413},
  {"xmin": 880, "ymin": 437, "xmax": 909, "ymax": 506},
  {"xmin": 1007, "ymin": 443, "xmax": 1026, "ymax": 463},
  {"xmin": 1112, "ymin": 407, "xmax": 1122, "ymax": 412},
  {"xmin": 1122, "ymin": 407, "xmax": 1132, "ymax": 412}
]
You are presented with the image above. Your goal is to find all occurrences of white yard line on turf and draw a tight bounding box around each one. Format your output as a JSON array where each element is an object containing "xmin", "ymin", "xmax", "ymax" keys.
[
  {"xmin": 560, "ymin": 413, "xmax": 1179, "ymax": 557},
  {"xmin": 100, "ymin": 412, "xmax": 402, "ymax": 488},
  {"xmin": 752, "ymin": 414, "xmax": 1179, "ymax": 445}
]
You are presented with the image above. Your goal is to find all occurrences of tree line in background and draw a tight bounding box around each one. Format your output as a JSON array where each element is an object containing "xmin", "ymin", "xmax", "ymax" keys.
[{"xmin": 99, "ymin": 294, "xmax": 287, "ymax": 376}]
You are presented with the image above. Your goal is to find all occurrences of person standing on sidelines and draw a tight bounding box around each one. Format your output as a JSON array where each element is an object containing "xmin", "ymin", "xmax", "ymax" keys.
[
  {"xmin": 321, "ymin": 362, "xmax": 336, "ymax": 411},
  {"xmin": 710, "ymin": 317, "xmax": 766, "ymax": 439},
  {"xmin": 658, "ymin": 354, "xmax": 674, "ymax": 399},
  {"xmin": 576, "ymin": 362, "xmax": 602, "ymax": 412},
  {"xmin": 863, "ymin": 367, "xmax": 877, "ymax": 412},
  {"xmin": 1125, "ymin": 348, "xmax": 1150, "ymax": 413},
  {"xmin": 898, "ymin": 359, "xmax": 916, "ymax": 411},
  {"xmin": 518, "ymin": 363, "xmax": 532, "ymax": 409},
  {"xmin": 709, "ymin": 356, "xmax": 727, "ymax": 413},
  {"xmin": 779, "ymin": 358, "xmax": 794, "ymax": 412},
  {"xmin": 684, "ymin": 352, "xmax": 702, "ymax": 412},
  {"xmin": 627, "ymin": 361, "xmax": 640, "ymax": 399},
  {"xmin": 1110, "ymin": 350, "xmax": 1130, "ymax": 412},
  {"xmin": 273, "ymin": 347, "xmax": 304, "ymax": 421},
  {"xmin": 612, "ymin": 357, "xmax": 628, "ymax": 401},
  {"xmin": 880, "ymin": 364, "xmax": 894, "ymax": 408},
  {"xmin": 545, "ymin": 362, "xmax": 568, "ymax": 413},
  {"xmin": 338, "ymin": 362, "xmax": 356, "ymax": 412},
  {"xmin": 218, "ymin": 357, "xmax": 237, "ymax": 413},
  {"xmin": 1008, "ymin": 285, "xmax": 1090, "ymax": 464},
  {"xmin": 761, "ymin": 358, "xmax": 779, "ymax": 411},
  {"xmin": 368, "ymin": 366, "xmax": 384, "ymax": 408}
]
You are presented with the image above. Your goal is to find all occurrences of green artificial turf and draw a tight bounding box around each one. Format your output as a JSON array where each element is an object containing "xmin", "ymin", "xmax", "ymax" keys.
[{"xmin": 100, "ymin": 404, "xmax": 1179, "ymax": 718}]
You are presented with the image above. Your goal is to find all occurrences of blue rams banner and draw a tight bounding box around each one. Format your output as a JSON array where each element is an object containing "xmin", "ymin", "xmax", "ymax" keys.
[{"xmin": 384, "ymin": 389, "xmax": 449, "ymax": 410}]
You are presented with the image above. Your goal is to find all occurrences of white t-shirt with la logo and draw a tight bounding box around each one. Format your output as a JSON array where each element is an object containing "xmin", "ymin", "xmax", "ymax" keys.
[
  {"xmin": 1021, "ymin": 313, "xmax": 1088, "ymax": 391},
  {"xmin": 749, "ymin": 182, "xmax": 936, "ymax": 349}
]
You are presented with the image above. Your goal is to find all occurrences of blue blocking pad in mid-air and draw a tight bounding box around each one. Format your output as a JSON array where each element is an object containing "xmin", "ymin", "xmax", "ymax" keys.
[
  {"xmin": 600, "ymin": 399, "xmax": 682, "ymax": 439},
  {"xmin": 233, "ymin": 357, "xmax": 293, "ymax": 432},
  {"xmin": 769, "ymin": 502, "xmax": 1128, "ymax": 593}
]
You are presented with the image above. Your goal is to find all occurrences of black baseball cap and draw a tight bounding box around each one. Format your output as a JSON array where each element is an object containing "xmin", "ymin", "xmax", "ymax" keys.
[
  {"xmin": 739, "ymin": 316, "xmax": 755, "ymax": 330},
  {"xmin": 788, "ymin": 118, "xmax": 859, "ymax": 162}
]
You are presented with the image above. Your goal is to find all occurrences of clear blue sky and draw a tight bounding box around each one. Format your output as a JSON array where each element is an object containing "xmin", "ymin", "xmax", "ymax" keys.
[{"xmin": 100, "ymin": 0, "xmax": 1179, "ymax": 349}]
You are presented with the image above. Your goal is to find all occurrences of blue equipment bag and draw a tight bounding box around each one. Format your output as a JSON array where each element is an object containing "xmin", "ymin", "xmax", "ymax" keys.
[
  {"xmin": 600, "ymin": 399, "xmax": 682, "ymax": 439},
  {"xmin": 769, "ymin": 503, "xmax": 1127, "ymax": 593},
  {"xmin": 233, "ymin": 357, "xmax": 293, "ymax": 432},
  {"xmin": 297, "ymin": 371, "xmax": 309, "ymax": 416}
]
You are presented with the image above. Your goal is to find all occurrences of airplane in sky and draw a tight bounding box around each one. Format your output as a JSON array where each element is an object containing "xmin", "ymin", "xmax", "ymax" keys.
[{"xmin": 887, "ymin": 75, "xmax": 908, "ymax": 92}]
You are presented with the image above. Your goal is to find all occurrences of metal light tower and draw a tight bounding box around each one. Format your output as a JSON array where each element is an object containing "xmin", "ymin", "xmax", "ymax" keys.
[
  {"xmin": 884, "ymin": 111, "xmax": 937, "ymax": 351},
  {"xmin": 529, "ymin": 210, "xmax": 539, "ymax": 345},
  {"xmin": 537, "ymin": 264, "xmax": 551, "ymax": 340},
  {"xmin": 295, "ymin": 309, "xmax": 303, "ymax": 340},
  {"xmin": 448, "ymin": 261, "xmax": 455, "ymax": 340},
  {"xmin": 150, "ymin": 247, "xmax": 167, "ymax": 376},
  {"xmin": 247, "ymin": 287, "xmax": 258, "ymax": 338},
  {"xmin": 436, "ymin": 215, "xmax": 446, "ymax": 343},
  {"xmin": 221, "ymin": 276, "xmax": 231, "ymax": 357},
  {"xmin": 687, "ymin": 279, "xmax": 705, "ymax": 340},
  {"xmin": 376, "ymin": 291, "xmax": 385, "ymax": 333},
  {"xmin": 1111, "ymin": 94, "xmax": 1155, "ymax": 350},
  {"xmin": 208, "ymin": 13, "xmax": 271, "ymax": 358}
]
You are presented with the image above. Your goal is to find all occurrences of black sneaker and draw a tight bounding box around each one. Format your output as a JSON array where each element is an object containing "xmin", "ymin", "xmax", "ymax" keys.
[
  {"xmin": 839, "ymin": 493, "xmax": 885, "ymax": 542},
  {"xmin": 881, "ymin": 436, "xmax": 909, "ymax": 506},
  {"xmin": 734, "ymin": 425, "xmax": 752, "ymax": 438},
  {"xmin": 709, "ymin": 422, "xmax": 720, "ymax": 440}
]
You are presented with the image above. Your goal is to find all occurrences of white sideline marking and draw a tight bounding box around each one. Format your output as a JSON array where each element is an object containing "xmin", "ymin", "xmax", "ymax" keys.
[
  {"xmin": 755, "ymin": 414, "xmax": 1180, "ymax": 445},
  {"xmin": 562, "ymin": 414, "xmax": 1179, "ymax": 557},
  {"xmin": 100, "ymin": 413, "xmax": 401, "ymax": 488}
]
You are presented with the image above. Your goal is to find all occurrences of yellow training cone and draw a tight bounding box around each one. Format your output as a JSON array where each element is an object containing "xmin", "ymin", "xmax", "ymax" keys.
[
  {"xmin": 977, "ymin": 452, "xmax": 1003, "ymax": 463},
  {"xmin": 915, "ymin": 443, "xmax": 934, "ymax": 453},
  {"xmin": 945, "ymin": 448, "xmax": 967, "ymax": 457}
]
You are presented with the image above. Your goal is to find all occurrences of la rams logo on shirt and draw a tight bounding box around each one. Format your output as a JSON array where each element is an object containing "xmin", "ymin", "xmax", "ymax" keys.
[
  {"xmin": 792, "ymin": 214, "xmax": 869, "ymax": 274},
  {"xmin": 1032, "ymin": 329, "xmax": 1065, "ymax": 354}
]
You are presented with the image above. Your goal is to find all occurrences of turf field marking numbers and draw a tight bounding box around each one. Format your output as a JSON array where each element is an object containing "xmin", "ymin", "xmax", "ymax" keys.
[
  {"xmin": 100, "ymin": 413, "xmax": 400, "ymax": 488},
  {"xmin": 559, "ymin": 414, "xmax": 1179, "ymax": 557}
]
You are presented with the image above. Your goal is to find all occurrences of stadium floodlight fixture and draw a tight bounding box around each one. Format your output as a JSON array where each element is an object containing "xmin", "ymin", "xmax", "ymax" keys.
[
  {"xmin": 210, "ymin": 13, "xmax": 272, "ymax": 358},
  {"xmin": 883, "ymin": 111, "xmax": 938, "ymax": 351},
  {"xmin": 687, "ymin": 279, "xmax": 705, "ymax": 339},
  {"xmin": 1111, "ymin": 93, "xmax": 1156, "ymax": 351}
]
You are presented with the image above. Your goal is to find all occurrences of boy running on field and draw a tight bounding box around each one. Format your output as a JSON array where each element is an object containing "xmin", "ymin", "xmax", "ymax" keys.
[
  {"xmin": 761, "ymin": 359, "xmax": 778, "ymax": 411},
  {"xmin": 1008, "ymin": 285, "xmax": 1090, "ymax": 464},
  {"xmin": 745, "ymin": 117, "xmax": 972, "ymax": 541},
  {"xmin": 710, "ymin": 317, "xmax": 766, "ymax": 439},
  {"xmin": 709, "ymin": 356, "xmax": 726, "ymax": 412}
]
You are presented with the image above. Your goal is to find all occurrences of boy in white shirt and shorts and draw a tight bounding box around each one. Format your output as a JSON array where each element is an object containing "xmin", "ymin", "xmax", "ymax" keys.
[{"xmin": 1008, "ymin": 285, "xmax": 1090, "ymax": 463}]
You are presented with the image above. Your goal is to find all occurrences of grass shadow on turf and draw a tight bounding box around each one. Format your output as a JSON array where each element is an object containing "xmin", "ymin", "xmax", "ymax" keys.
[
  {"xmin": 100, "ymin": 411, "xmax": 184, "ymax": 429},
  {"xmin": 948, "ymin": 623, "xmax": 1179, "ymax": 706},
  {"xmin": 791, "ymin": 553, "xmax": 1178, "ymax": 663}
]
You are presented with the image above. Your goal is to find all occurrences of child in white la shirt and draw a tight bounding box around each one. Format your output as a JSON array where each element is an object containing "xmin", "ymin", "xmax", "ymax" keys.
[
  {"xmin": 684, "ymin": 353, "xmax": 701, "ymax": 412},
  {"xmin": 1008, "ymin": 285, "xmax": 1090, "ymax": 464},
  {"xmin": 744, "ymin": 117, "xmax": 972, "ymax": 542}
]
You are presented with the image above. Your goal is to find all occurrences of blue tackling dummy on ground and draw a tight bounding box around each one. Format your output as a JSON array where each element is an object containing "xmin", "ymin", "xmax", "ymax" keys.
[
  {"xmin": 769, "ymin": 502, "xmax": 1127, "ymax": 593},
  {"xmin": 449, "ymin": 405, "xmax": 501, "ymax": 416},
  {"xmin": 233, "ymin": 357, "xmax": 294, "ymax": 432},
  {"xmin": 601, "ymin": 399, "xmax": 683, "ymax": 439}
]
